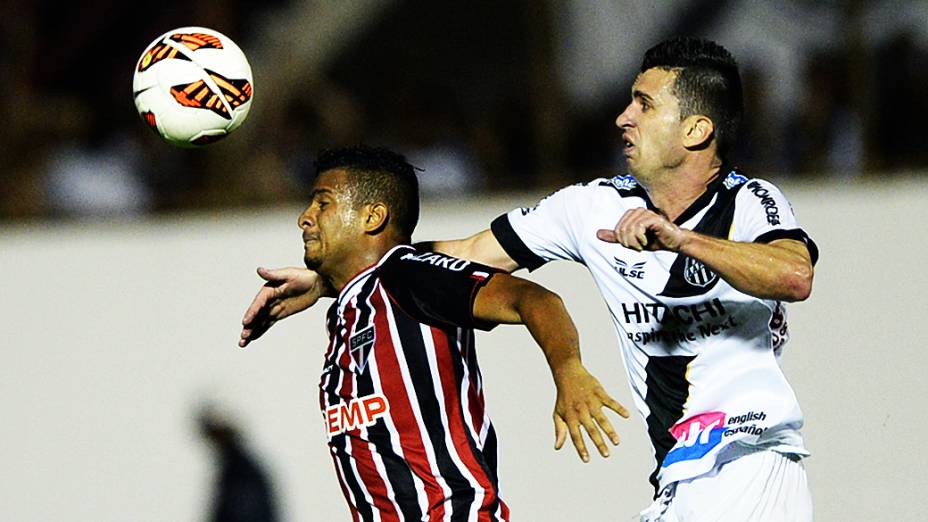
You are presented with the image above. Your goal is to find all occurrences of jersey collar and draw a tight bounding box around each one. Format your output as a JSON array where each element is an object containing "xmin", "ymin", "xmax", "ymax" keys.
[
  {"xmin": 639, "ymin": 163, "xmax": 736, "ymax": 226},
  {"xmin": 336, "ymin": 244, "xmax": 412, "ymax": 306}
]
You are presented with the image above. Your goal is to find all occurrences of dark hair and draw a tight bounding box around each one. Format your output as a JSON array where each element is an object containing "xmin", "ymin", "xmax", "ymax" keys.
[
  {"xmin": 641, "ymin": 37, "xmax": 743, "ymax": 159},
  {"xmin": 314, "ymin": 145, "xmax": 420, "ymax": 239}
]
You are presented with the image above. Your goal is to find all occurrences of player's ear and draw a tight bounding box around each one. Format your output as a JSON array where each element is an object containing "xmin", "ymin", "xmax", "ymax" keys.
[
  {"xmin": 363, "ymin": 202, "xmax": 389, "ymax": 234},
  {"xmin": 682, "ymin": 114, "xmax": 714, "ymax": 150}
]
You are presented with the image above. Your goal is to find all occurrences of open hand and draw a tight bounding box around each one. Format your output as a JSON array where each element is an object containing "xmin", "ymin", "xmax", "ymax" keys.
[
  {"xmin": 239, "ymin": 267, "xmax": 323, "ymax": 347},
  {"xmin": 552, "ymin": 361, "xmax": 630, "ymax": 462}
]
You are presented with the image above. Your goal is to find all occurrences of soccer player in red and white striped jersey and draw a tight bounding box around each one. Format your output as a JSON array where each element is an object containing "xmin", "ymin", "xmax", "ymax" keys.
[{"xmin": 243, "ymin": 146, "xmax": 628, "ymax": 521}]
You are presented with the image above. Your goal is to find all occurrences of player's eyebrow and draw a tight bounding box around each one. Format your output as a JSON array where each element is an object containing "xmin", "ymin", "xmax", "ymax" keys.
[
  {"xmin": 632, "ymin": 90, "xmax": 655, "ymax": 104},
  {"xmin": 310, "ymin": 188, "xmax": 335, "ymax": 199}
]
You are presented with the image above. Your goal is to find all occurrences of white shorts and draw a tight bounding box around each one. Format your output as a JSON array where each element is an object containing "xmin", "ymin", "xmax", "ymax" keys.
[{"xmin": 639, "ymin": 450, "xmax": 813, "ymax": 521}]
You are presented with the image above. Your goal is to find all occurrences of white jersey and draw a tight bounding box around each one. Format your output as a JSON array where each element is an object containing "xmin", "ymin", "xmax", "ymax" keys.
[{"xmin": 490, "ymin": 169, "xmax": 819, "ymax": 492}]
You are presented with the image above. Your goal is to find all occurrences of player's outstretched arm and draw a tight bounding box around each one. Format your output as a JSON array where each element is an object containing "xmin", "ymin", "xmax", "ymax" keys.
[
  {"xmin": 239, "ymin": 267, "xmax": 329, "ymax": 347},
  {"xmin": 472, "ymin": 274, "xmax": 630, "ymax": 462},
  {"xmin": 428, "ymin": 229, "xmax": 521, "ymax": 273}
]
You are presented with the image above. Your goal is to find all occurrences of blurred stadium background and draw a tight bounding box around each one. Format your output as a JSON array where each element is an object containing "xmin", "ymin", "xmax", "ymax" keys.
[{"xmin": 3, "ymin": 1, "xmax": 927, "ymax": 521}]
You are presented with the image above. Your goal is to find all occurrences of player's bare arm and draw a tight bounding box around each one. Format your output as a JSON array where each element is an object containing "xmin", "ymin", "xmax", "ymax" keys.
[
  {"xmin": 239, "ymin": 266, "xmax": 331, "ymax": 347},
  {"xmin": 242, "ymin": 230, "xmax": 518, "ymax": 347},
  {"xmin": 597, "ymin": 208, "xmax": 814, "ymax": 302},
  {"xmin": 431, "ymin": 229, "xmax": 520, "ymax": 273},
  {"xmin": 472, "ymin": 273, "xmax": 630, "ymax": 462}
]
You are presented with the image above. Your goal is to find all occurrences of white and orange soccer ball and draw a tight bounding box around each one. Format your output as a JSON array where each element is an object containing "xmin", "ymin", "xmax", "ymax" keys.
[{"xmin": 132, "ymin": 27, "xmax": 254, "ymax": 147}]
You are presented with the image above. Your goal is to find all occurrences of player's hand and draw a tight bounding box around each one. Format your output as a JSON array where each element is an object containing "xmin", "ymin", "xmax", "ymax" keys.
[
  {"xmin": 596, "ymin": 208, "xmax": 689, "ymax": 252},
  {"xmin": 552, "ymin": 360, "xmax": 630, "ymax": 462},
  {"xmin": 239, "ymin": 267, "xmax": 323, "ymax": 348}
]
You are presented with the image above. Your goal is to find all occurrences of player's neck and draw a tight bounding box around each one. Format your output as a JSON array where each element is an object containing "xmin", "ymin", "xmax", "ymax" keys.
[
  {"xmin": 323, "ymin": 239, "xmax": 399, "ymax": 293},
  {"xmin": 641, "ymin": 156, "xmax": 722, "ymax": 222}
]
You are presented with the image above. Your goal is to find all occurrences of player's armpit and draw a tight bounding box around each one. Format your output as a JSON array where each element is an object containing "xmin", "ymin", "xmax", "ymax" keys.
[{"xmin": 431, "ymin": 229, "xmax": 520, "ymax": 273}]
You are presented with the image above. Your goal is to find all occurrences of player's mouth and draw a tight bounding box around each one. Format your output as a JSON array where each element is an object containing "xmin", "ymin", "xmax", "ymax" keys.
[
  {"xmin": 303, "ymin": 231, "xmax": 320, "ymax": 244},
  {"xmin": 622, "ymin": 136, "xmax": 635, "ymax": 156}
]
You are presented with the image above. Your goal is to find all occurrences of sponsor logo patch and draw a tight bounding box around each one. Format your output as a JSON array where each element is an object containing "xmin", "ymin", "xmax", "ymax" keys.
[
  {"xmin": 614, "ymin": 258, "xmax": 646, "ymax": 279},
  {"xmin": 325, "ymin": 394, "xmax": 389, "ymax": 438},
  {"xmin": 663, "ymin": 411, "xmax": 727, "ymax": 466},
  {"xmin": 746, "ymin": 181, "xmax": 781, "ymax": 225},
  {"xmin": 723, "ymin": 171, "xmax": 748, "ymax": 189},
  {"xmin": 401, "ymin": 252, "xmax": 471, "ymax": 272},
  {"xmin": 610, "ymin": 175, "xmax": 639, "ymax": 191}
]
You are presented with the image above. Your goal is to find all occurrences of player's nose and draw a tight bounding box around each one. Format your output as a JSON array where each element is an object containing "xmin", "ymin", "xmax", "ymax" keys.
[
  {"xmin": 615, "ymin": 103, "xmax": 634, "ymax": 128},
  {"xmin": 297, "ymin": 207, "xmax": 315, "ymax": 229}
]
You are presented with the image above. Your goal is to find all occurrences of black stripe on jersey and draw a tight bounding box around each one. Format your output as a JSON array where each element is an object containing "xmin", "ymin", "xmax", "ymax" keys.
[
  {"xmin": 333, "ymin": 441, "xmax": 376, "ymax": 521},
  {"xmin": 353, "ymin": 286, "xmax": 424, "ymax": 521},
  {"xmin": 659, "ymin": 179, "xmax": 741, "ymax": 298},
  {"xmin": 322, "ymin": 326, "xmax": 347, "ymax": 405},
  {"xmin": 326, "ymin": 300, "xmax": 339, "ymax": 338},
  {"xmin": 672, "ymin": 173, "xmax": 728, "ymax": 225},
  {"xmin": 393, "ymin": 314, "xmax": 477, "ymax": 521},
  {"xmin": 349, "ymin": 275, "xmax": 381, "ymax": 375},
  {"xmin": 754, "ymin": 228, "xmax": 820, "ymax": 266},
  {"xmin": 353, "ymin": 275, "xmax": 380, "ymax": 332},
  {"xmin": 490, "ymin": 214, "xmax": 546, "ymax": 271},
  {"xmin": 447, "ymin": 327, "xmax": 502, "ymax": 515},
  {"xmin": 643, "ymin": 354, "xmax": 695, "ymax": 495}
]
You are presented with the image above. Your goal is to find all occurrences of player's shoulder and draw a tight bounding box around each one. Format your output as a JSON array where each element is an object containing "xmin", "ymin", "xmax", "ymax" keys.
[
  {"xmin": 713, "ymin": 168, "xmax": 791, "ymax": 201},
  {"xmin": 728, "ymin": 172, "xmax": 792, "ymax": 204},
  {"xmin": 386, "ymin": 246, "xmax": 474, "ymax": 272},
  {"xmin": 379, "ymin": 245, "xmax": 490, "ymax": 285}
]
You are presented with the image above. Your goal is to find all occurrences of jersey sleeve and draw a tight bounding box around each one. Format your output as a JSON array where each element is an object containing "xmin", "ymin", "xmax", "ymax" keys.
[
  {"xmin": 378, "ymin": 248, "xmax": 501, "ymax": 331},
  {"xmin": 732, "ymin": 179, "xmax": 819, "ymax": 265},
  {"xmin": 490, "ymin": 184, "xmax": 588, "ymax": 271}
]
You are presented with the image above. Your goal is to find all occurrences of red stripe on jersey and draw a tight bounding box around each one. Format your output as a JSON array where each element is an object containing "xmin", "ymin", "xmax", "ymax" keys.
[
  {"xmin": 370, "ymin": 288, "xmax": 447, "ymax": 520},
  {"xmin": 348, "ymin": 437, "xmax": 402, "ymax": 521},
  {"xmin": 331, "ymin": 454, "xmax": 362, "ymax": 522},
  {"xmin": 430, "ymin": 326, "xmax": 499, "ymax": 518},
  {"xmin": 337, "ymin": 302, "xmax": 359, "ymax": 399},
  {"xmin": 467, "ymin": 385, "xmax": 485, "ymax": 442},
  {"xmin": 461, "ymin": 336, "xmax": 487, "ymax": 441}
]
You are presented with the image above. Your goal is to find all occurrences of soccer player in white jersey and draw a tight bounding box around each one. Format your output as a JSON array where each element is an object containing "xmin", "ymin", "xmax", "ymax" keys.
[{"xmin": 241, "ymin": 38, "xmax": 817, "ymax": 520}]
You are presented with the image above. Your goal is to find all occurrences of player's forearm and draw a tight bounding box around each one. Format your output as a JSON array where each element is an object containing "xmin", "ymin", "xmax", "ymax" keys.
[
  {"xmin": 677, "ymin": 232, "xmax": 813, "ymax": 302},
  {"xmin": 429, "ymin": 230, "xmax": 519, "ymax": 273},
  {"xmin": 514, "ymin": 287, "xmax": 583, "ymax": 374}
]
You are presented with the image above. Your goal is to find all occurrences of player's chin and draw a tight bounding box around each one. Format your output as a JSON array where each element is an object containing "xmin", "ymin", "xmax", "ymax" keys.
[{"xmin": 303, "ymin": 252, "xmax": 323, "ymax": 271}]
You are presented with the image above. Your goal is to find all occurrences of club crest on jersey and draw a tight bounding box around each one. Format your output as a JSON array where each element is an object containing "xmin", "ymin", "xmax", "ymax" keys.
[
  {"xmin": 723, "ymin": 171, "xmax": 748, "ymax": 190},
  {"xmin": 610, "ymin": 175, "xmax": 638, "ymax": 191},
  {"xmin": 614, "ymin": 258, "xmax": 646, "ymax": 279},
  {"xmin": 349, "ymin": 326, "xmax": 375, "ymax": 373},
  {"xmin": 683, "ymin": 257, "xmax": 717, "ymax": 287}
]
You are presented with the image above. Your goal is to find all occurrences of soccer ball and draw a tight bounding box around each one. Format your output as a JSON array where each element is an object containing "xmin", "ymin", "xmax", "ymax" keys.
[{"xmin": 132, "ymin": 27, "xmax": 254, "ymax": 147}]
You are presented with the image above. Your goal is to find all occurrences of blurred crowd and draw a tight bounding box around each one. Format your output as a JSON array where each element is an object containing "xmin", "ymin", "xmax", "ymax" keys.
[{"xmin": 2, "ymin": 0, "xmax": 927, "ymax": 221}]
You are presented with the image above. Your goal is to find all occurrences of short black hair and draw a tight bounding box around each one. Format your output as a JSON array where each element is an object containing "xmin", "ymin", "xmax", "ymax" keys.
[
  {"xmin": 314, "ymin": 145, "xmax": 420, "ymax": 240},
  {"xmin": 641, "ymin": 37, "xmax": 743, "ymax": 160}
]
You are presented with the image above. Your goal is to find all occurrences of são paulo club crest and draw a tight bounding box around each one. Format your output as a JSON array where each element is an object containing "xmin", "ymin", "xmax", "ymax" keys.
[{"xmin": 349, "ymin": 326, "xmax": 376, "ymax": 373}]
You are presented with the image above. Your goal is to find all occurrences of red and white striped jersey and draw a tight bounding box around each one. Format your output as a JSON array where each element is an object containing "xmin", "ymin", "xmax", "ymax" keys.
[{"xmin": 319, "ymin": 245, "xmax": 510, "ymax": 522}]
